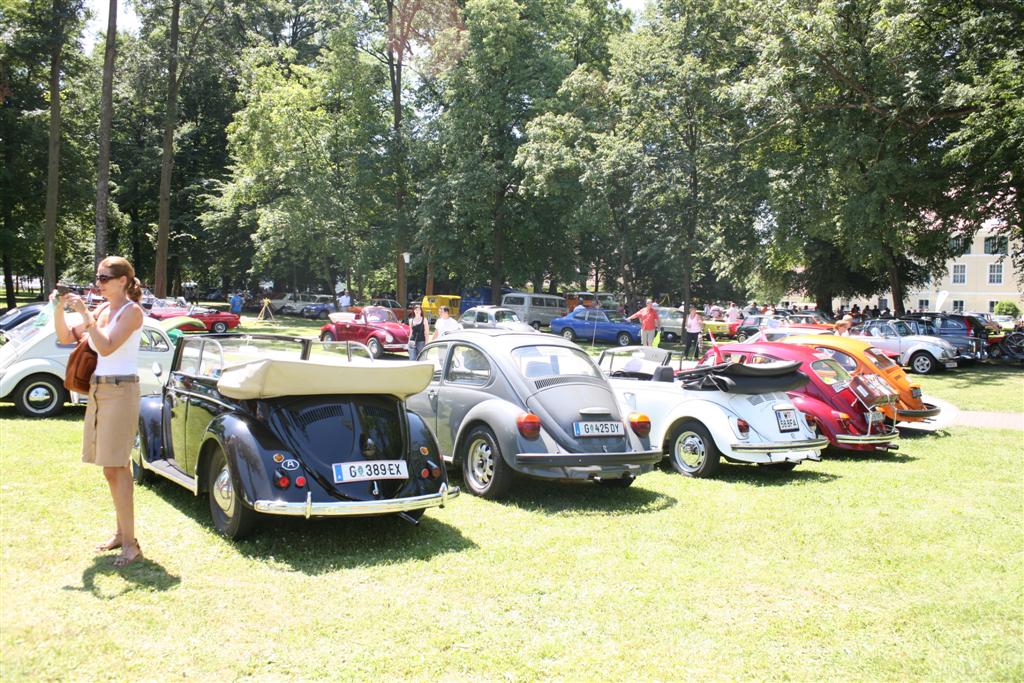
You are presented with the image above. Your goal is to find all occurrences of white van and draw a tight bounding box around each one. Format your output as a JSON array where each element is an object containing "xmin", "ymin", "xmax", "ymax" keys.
[{"xmin": 501, "ymin": 292, "xmax": 567, "ymax": 329}]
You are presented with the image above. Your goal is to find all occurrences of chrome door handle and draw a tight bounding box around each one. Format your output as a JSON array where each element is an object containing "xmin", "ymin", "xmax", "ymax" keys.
[{"xmin": 427, "ymin": 389, "xmax": 437, "ymax": 398}]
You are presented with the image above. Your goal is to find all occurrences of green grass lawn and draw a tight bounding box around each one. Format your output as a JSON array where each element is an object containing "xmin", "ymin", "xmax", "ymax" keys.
[
  {"xmin": 1, "ymin": 400, "xmax": 1021, "ymax": 679},
  {"xmin": 912, "ymin": 364, "xmax": 1024, "ymax": 413}
]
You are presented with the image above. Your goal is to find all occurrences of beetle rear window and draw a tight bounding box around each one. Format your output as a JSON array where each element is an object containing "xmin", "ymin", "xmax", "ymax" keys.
[
  {"xmin": 511, "ymin": 345, "xmax": 602, "ymax": 380},
  {"xmin": 810, "ymin": 359, "xmax": 851, "ymax": 386},
  {"xmin": 865, "ymin": 348, "xmax": 897, "ymax": 368}
]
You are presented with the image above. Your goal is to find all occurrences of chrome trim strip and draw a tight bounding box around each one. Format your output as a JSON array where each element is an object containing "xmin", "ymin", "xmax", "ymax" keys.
[
  {"xmin": 730, "ymin": 438, "xmax": 829, "ymax": 453},
  {"xmin": 172, "ymin": 389, "xmax": 237, "ymax": 412},
  {"xmin": 141, "ymin": 458, "xmax": 198, "ymax": 493},
  {"xmin": 835, "ymin": 433, "xmax": 898, "ymax": 444},
  {"xmin": 514, "ymin": 450, "xmax": 663, "ymax": 467},
  {"xmin": 253, "ymin": 484, "xmax": 459, "ymax": 517}
]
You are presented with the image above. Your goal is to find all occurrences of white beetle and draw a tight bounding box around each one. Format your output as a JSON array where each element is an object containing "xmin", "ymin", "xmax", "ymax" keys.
[
  {"xmin": 597, "ymin": 347, "xmax": 828, "ymax": 477},
  {"xmin": 0, "ymin": 312, "xmax": 191, "ymax": 418}
]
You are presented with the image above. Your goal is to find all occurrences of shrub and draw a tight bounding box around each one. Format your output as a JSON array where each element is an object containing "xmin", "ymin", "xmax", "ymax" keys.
[{"xmin": 993, "ymin": 301, "xmax": 1020, "ymax": 317}]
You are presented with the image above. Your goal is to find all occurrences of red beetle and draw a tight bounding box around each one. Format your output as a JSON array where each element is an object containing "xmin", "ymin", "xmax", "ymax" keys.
[{"xmin": 319, "ymin": 306, "xmax": 411, "ymax": 359}]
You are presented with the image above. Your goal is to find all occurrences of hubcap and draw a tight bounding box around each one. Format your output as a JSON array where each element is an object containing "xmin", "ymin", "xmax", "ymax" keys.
[
  {"xmin": 467, "ymin": 438, "xmax": 495, "ymax": 488},
  {"xmin": 674, "ymin": 431, "xmax": 705, "ymax": 469},
  {"xmin": 562, "ymin": 330, "xmax": 573, "ymax": 339},
  {"xmin": 913, "ymin": 356, "xmax": 931, "ymax": 373},
  {"xmin": 212, "ymin": 465, "xmax": 235, "ymax": 516},
  {"xmin": 25, "ymin": 383, "xmax": 57, "ymax": 413}
]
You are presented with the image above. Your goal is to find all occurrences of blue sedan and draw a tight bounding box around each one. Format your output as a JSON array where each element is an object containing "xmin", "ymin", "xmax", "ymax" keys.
[{"xmin": 550, "ymin": 309, "xmax": 641, "ymax": 346}]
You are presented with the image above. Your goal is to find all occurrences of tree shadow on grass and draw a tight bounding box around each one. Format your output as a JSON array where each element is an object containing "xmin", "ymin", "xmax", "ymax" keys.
[
  {"xmin": 822, "ymin": 448, "xmax": 919, "ymax": 463},
  {"xmin": 63, "ymin": 555, "xmax": 181, "ymax": 599},
  {"xmin": 0, "ymin": 404, "xmax": 86, "ymax": 423},
  {"xmin": 140, "ymin": 478, "xmax": 476, "ymax": 575},
  {"xmin": 713, "ymin": 463, "xmax": 840, "ymax": 486},
  {"xmin": 486, "ymin": 476, "xmax": 677, "ymax": 516}
]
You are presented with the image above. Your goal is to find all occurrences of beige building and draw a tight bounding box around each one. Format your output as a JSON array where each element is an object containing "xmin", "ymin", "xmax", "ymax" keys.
[{"xmin": 834, "ymin": 226, "xmax": 1023, "ymax": 314}]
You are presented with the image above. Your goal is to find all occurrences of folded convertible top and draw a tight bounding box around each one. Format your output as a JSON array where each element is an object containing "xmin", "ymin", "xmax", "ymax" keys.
[
  {"xmin": 677, "ymin": 361, "xmax": 808, "ymax": 394},
  {"xmin": 217, "ymin": 357, "xmax": 433, "ymax": 400}
]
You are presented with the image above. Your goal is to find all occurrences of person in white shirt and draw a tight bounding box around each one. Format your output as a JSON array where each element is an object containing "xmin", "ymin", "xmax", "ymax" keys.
[
  {"xmin": 431, "ymin": 306, "xmax": 462, "ymax": 340},
  {"xmin": 725, "ymin": 302, "xmax": 740, "ymax": 324},
  {"xmin": 339, "ymin": 291, "xmax": 352, "ymax": 312}
]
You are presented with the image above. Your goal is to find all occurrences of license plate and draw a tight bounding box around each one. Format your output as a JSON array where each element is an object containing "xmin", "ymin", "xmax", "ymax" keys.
[
  {"xmin": 573, "ymin": 421, "xmax": 625, "ymax": 437},
  {"xmin": 944, "ymin": 361, "xmax": 957, "ymax": 368},
  {"xmin": 775, "ymin": 409, "xmax": 799, "ymax": 433},
  {"xmin": 911, "ymin": 387, "xmax": 922, "ymax": 398},
  {"xmin": 332, "ymin": 460, "xmax": 408, "ymax": 484},
  {"xmin": 866, "ymin": 411, "xmax": 884, "ymax": 424}
]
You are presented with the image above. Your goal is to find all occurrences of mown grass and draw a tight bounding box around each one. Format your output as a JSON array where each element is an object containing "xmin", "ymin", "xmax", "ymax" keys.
[
  {"xmin": 1, "ymin": 399, "xmax": 1021, "ymax": 680},
  {"xmin": 912, "ymin": 364, "xmax": 1024, "ymax": 413}
]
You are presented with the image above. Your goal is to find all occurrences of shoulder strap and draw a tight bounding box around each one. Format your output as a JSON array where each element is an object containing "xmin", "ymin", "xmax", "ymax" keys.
[{"xmin": 108, "ymin": 302, "xmax": 138, "ymax": 325}]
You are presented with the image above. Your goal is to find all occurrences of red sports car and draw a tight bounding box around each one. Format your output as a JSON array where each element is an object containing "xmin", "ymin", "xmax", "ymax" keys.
[
  {"xmin": 147, "ymin": 302, "xmax": 241, "ymax": 333},
  {"xmin": 319, "ymin": 306, "xmax": 410, "ymax": 358},
  {"xmin": 700, "ymin": 342, "xmax": 900, "ymax": 453}
]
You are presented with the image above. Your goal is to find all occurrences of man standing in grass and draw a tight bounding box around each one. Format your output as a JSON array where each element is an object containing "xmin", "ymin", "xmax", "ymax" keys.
[{"xmin": 628, "ymin": 299, "xmax": 660, "ymax": 347}]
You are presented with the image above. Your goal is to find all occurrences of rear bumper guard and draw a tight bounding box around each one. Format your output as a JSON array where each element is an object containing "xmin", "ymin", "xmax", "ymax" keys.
[
  {"xmin": 515, "ymin": 450, "xmax": 663, "ymax": 467},
  {"xmin": 835, "ymin": 431, "xmax": 898, "ymax": 445},
  {"xmin": 730, "ymin": 437, "xmax": 829, "ymax": 454},
  {"xmin": 896, "ymin": 404, "xmax": 941, "ymax": 419},
  {"xmin": 253, "ymin": 483, "xmax": 459, "ymax": 518}
]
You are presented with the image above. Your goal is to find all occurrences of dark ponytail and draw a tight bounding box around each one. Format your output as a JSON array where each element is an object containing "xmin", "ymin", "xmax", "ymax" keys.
[{"xmin": 126, "ymin": 277, "xmax": 143, "ymax": 303}]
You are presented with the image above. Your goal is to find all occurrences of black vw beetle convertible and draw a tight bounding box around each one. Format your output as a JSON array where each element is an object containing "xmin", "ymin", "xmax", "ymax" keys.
[{"xmin": 134, "ymin": 334, "xmax": 458, "ymax": 539}]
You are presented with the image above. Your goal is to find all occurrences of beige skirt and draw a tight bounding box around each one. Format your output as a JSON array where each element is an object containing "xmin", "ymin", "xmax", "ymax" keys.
[{"xmin": 82, "ymin": 380, "xmax": 141, "ymax": 468}]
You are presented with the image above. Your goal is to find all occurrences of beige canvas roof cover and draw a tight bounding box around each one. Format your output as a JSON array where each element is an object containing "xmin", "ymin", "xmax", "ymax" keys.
[{"xmin": 217, "ymin": 357, "xmax": 433, "ymax": 400}]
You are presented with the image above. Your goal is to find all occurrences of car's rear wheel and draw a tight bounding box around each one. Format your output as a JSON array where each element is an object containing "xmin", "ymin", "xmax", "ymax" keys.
[
  {"xmin": 616, "ymin": 332, "xmax": 632, "ymax": 346},
  {"xmin": 910, "ymin": 351, "xmax": 936, "ymax": 374},
  {"xmin": 208, "ymin": 446, "xmax": 257, "ymax": 539},
  {"xmin": 320, "ymin": 331, "xmax": 335, "ymax": 342},
  {"xmin": 211, "ymin": 321, "xmax": 228, "ymax": 333},
  {"xmin": 667, "ymin": 419, "xmax": 720, "ymax": 478},
  {"xmin": 318, "ymin": 309, "xmax": 329, "ymax": 320},
  {"xmin": 531, "ymin": 321, "xmax": 541, "ymax": 330},
  {"xmin": 13, "ymin": 374, "xmax": 66, "ymax": 418},
  {"xmin": 459, "ymin": 425, "xmax": 513, "ymax": 499},
  {"xmin": 735, "ymin": 330, "xmax": 748, "ymax": 342},
  {"xmin": 131, "ymin": 432, "xmax": 154, "ymax": 485},
  {"xmin": 560, "ymin": 328, "xmax": 576, "ymax": 341},
  {"xmin": 367, "ymin": 338, "xmax": 383, "ymax": 358}
]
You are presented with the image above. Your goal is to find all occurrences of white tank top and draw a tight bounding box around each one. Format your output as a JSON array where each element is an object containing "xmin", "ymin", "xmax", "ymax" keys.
[{"xmin": 89, "ymin": 302, "xmax": 143, "ymax": 376}]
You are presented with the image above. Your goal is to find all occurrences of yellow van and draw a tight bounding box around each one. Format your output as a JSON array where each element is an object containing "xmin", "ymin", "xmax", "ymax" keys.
[{"xmin": 421, "ymin": 295, "xmax": 462, "ymax": 322}]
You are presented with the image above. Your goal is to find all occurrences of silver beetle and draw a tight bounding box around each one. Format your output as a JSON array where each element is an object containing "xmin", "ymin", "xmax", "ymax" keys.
[{"xmin": 405, "ymin": 329, "xmax": 662, "ymax": 498}]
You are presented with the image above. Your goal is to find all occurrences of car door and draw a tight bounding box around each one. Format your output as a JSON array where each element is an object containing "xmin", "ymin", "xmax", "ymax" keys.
[
  {"xmin": 405, "ymin": 343, "xmax": 450, "ymax": 451},
  {"xmin": 477, "ymin": 311, "xmax": 494, "ymax": 329},
  {"xmin": 138, "ymin": 327, "xmax": 173, "ymax": 394},
  {"xmin": 182, "ymin": 339, "xmax": 227, "ymax": 475},
  {"xmin": 436, "ymin": 344, "xmax": 494, "ymax": 456},
  {"xmin": 164, "ymin": 338, "xmax": 203, "ymax": 471}
]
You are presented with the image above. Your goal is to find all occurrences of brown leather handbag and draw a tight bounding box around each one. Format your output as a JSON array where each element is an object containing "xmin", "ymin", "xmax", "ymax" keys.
[{"xmin": 64, "ymin": 338, "xmax": 98, "ymax": 394}]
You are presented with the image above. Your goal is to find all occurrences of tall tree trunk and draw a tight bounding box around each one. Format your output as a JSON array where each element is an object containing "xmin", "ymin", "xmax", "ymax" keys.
[
  {"xmin": 2, "ymin": 250, "xmax": 14, "ymax": 311},
  {"xmin": 814, "ymin": 292, "xmax": 833, "ymax": 315},
  {"xmin": 43, "ymin": 4, "xmax": 64, "ymax": 293},
  {"xmin": 425, "ymin": 256, "xmax": 434, "ymax": 295},
  {"xmin": 386, "ymin": 0, "xmax": 409, "ymax": 310},
  {"xmin": 94, "ymin": 0, "xmax": 116, "ymax": 266},
  {"xmin": 491, "ymin": 193, "xmax": 504, "ymax": 305},
  {"xmin": 886, "ymin": 249, "xmax": 905, "ymax": 315},
  {"xmin": 154, "ymin": 0, "xmax": 181, "ymax": 297}
]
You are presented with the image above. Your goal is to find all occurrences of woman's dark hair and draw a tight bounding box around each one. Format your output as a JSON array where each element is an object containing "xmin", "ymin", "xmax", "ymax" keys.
[{"xmin": 99, "ymin": 256, "xmax": 142, "ymax": 303}]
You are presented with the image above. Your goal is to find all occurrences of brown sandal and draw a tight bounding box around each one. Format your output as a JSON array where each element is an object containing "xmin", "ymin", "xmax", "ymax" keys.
[
  {"xmin": 112, "ymin": 541, "xmax": 143, "ymax": 568},
  {"xmin": 96, "ymin": 533, "xmax": 123, "ymax": 552}
]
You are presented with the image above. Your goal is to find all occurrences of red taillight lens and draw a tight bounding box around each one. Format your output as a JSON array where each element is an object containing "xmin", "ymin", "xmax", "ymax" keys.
[
  {"xmin": 294, "ymin": 476, "xmax": 307, "ymax": 488},
  {"xmin": 275, "ymin": 474, "xmax": 290, "ymax": 488},
  {"xmin": 516, "ymin": 412, "xmax": 542, "ymax": 439},
  {"xmin": 628, "ymin": 412, "xmax": 651, "ymax": 438},
  {"xmin": 431, "ymin": 467, "xmax": 442, "ymax": 479},
  {"xmin": 737, "ymin": 418, "xmax": 750, "ymax": 437},
  {"xmin": 420, "ymin": 468, "xmax": 431, "ymax": 479}
]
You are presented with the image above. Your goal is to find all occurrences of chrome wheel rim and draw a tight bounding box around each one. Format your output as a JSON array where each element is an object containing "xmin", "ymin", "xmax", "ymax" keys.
[
  {"xmin": 467, "ymin": 438, "xmax": 495, "ymax": 488},
  {"xmin": 561, "ymin": 329, "xmax": 574, "ymax": 339},
  {"xmin": 912, "ymin": 355, "xmax": 932, "ymax": 373},
  {"xmin": 368, "ymin": 339, "xmax": 381, "ymax": 356},
  {"xmin": 617, "ymin": 334, "xmax": 630, "ymax": 346},
  {"xmin": 212, "ymin": 465, "xmax": 235, "ymax": 516},
  {"xmin": 674, "ymin": 431, "xmax": 705, "ymax": 469},
  {"xmin": 213, "ymin": 322, "xmax": 227, "ymax": 332},
  {"xmin": 25, "ymin": 382, "xmax": 58, "ymax": 414}
]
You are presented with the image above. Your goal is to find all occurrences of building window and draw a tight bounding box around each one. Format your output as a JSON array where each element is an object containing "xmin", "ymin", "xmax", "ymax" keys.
[
  {"xmin": 918, "ymin": 299, "xmax": 929, "ymax": 311},
  {"xmin": 984, "ymin": 236, "xmax": 1008, "ymax": 255},
  {"xmin": 989, "ymin": 263, "xmax": 1003, "ymax": 284},
  {"xmin": 952, "ymin": 300, "xmax": 965, "ymax": 313},
  {"xmin": 949, "ymin": 236, "xmax": 970, "ymax": 254},
  {"xmin": 952, "ymin": 264, "xmax": 966, "ymax": 284}
]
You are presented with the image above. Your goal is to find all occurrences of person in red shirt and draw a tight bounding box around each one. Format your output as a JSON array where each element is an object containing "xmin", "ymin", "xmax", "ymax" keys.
[{"xmin": 628, "ymin": 299, "xmax": 661, "ymax": 346}]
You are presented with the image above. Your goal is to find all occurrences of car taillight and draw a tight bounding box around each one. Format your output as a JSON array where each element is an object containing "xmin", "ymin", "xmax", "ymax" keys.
[
  {"xmin": 274, "ymin": 472, "xmax": 290, "ymax": 488},
  {"xmin": 294, "ymin": 476, "xmax": 307, "ymax": 488},
  {"xmin": 516, "ymin": 412, "xmax": 542, "ymax": 439},
  {"xmin": 736, "ymin": 418, "xmax": 750, "ymax": 438},
  {"xmin": 831, "ymin": 410, "xmax": 850, "ymax": 421},
  {"xmin": 628, "ymin": 412, "xmax": 651, "ymax": 438},
  {"xmin": 805, "ymin": 415, "xmax": 818, "ymax": 434}
]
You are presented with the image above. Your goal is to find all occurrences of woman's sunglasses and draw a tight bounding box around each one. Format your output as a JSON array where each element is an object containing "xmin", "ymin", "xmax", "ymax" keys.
[{"xmin": 95, "ymin": 273, "xmax": 118, "ymax": 283}]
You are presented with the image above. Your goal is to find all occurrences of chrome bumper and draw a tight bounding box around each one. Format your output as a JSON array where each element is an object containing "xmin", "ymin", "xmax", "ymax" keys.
[
  {"xmin": 515, "ymin": 450, "xmax": 663, "ymax": 467},
  {"xmin": 896, "ymin": 403, "xmax": 941, "ymax": 419},
  {"xmin": 730, "ymin": 437, "xmax": 829, "ymax": 454},
  {"xmin": 835, "ymin": 431, "xmax": 898, "ymax": 445},
  {"xmin": 253, "ymin": 483, "xmax": 458, "ymax": 518}
]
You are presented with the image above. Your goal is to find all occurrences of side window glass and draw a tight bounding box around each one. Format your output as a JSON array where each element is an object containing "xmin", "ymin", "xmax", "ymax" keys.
[
  {"xmin": 476, "ymin": 312, "xmax": 489, "ymax": 323},
  {"xmin": 420, "ymin": 344, "xmax": 447, "ymax": 382},
  {"xmin": 141, "ymin": 329, "xmax": 170, "ymax": 353},
  {"xmin": 177, "ymin": 339, "xmax": 203, "ymax": 375},
  {"xmin": 816, "ymin": 347, "xmax": 857, "ymax": 372},
  {"xmin": 446, "ymin": 345, "xmax": 491, "ymax": 385},
  {"xmin": 198, "ymin": 342, "xmax": 224, "ymax": 379}
]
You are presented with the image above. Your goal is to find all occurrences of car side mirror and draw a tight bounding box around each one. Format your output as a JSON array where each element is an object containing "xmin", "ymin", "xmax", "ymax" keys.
[{"xmin": 152, "ymin": 362, "xmax": 163, "ymax": 378}]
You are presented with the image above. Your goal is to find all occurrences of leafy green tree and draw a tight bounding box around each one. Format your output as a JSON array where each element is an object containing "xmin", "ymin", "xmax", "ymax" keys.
[{"xmin": 993, "ymin": 301, "xmax": 1020, "ymax": 318}]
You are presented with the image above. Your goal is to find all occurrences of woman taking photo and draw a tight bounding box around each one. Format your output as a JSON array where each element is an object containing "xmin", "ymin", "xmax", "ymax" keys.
[
  {"xmin": 53, "ymin": 256, "xmax": 145, "ymax": 568},
  {"xmin": 407, "ymin": 304, "xmax": 429, "ymax": 360}
]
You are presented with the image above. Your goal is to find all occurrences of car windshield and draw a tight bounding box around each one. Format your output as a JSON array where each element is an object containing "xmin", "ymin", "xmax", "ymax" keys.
[
  {"xmin": 2, "ymin": 317, "xmax": 46, "ymax": 347},
  {"xmin": 494, "ymin": 310, "xmax": 519, "ymax": 322},
  {"xmin": 511, "ymin": 345, "xmax": 603, "ymax": 380},
  {"xmin": 892, "ymin": 320, "xmax": 914, "ymax": 336},
  {"xmin": 810, "ymin": 359, "xmax": 852, "ymax": 387},
  {"xmin": 364, "ymin": 308, "xmax": 397, "ymax": 323},
  {"xmin": 865, "ymin": 347, "xmax": 897, "ymax": 369},
  {"xmin": 658, "ymin": 309, "xmax": 683, "ymax": 320}
]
